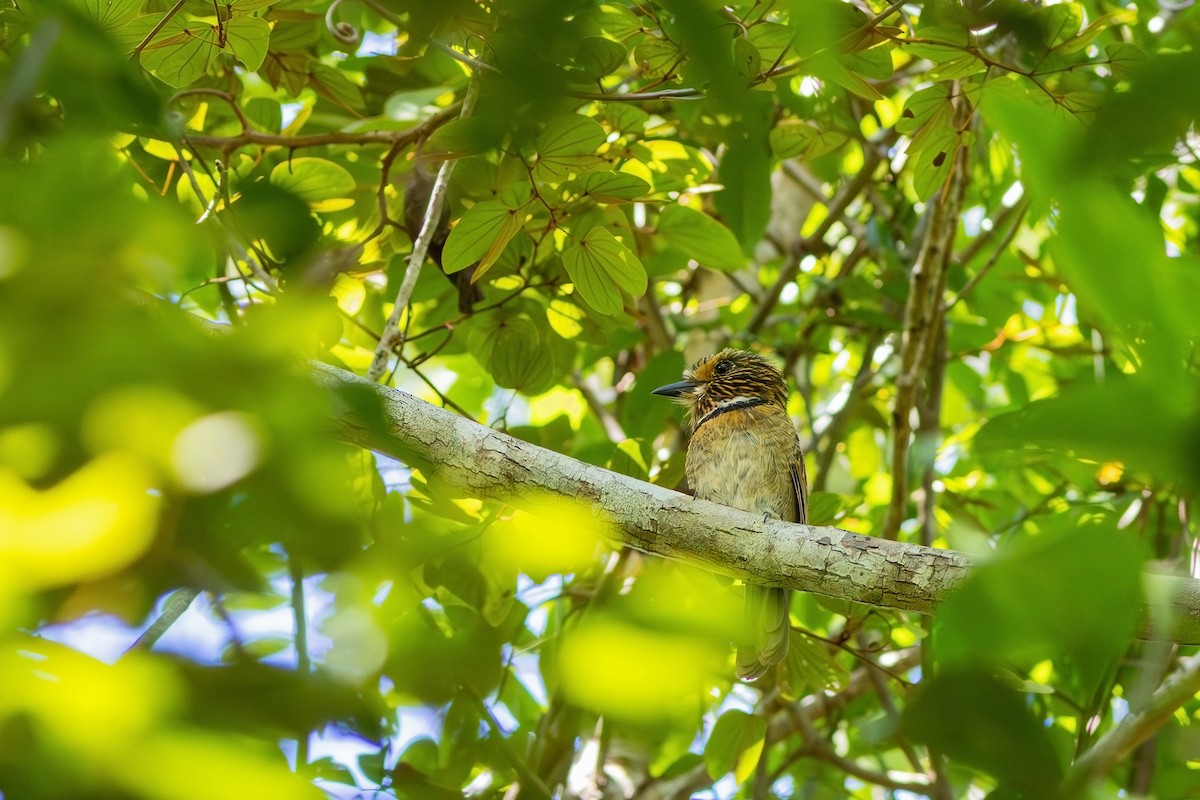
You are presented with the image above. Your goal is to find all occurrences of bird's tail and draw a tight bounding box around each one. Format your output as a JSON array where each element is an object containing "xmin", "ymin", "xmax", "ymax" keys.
[{"xmin": 736, "ymin": 586, "xmax": 791, "ymax": 681}]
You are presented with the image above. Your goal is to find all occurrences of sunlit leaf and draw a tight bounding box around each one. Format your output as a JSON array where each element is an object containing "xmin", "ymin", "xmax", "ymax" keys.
[
  {"xmin": 0, "ymin": 452, "xmax": 160, "ymax": 589},
  {"xmin": 443, "ymin": 200, "xmax": 529, "ymax": 275},
  {"xmin": 633, "ymin": 37, "xmax": 678, "ymax": 79},
  {"xmin": 769, "ymin": 121, "xmax": 849, "ymax": 160},
  {"xmin": 787, "ymin": 631, "xmax": 848, "ymax": 692},
  {"xmin": 533, "ymin": 113, "xmax": 607, "ymax": 183},
  {"xmin": 562, "ymin": 227, "xmax": 646, "ymax": 316},
  {"xmin": 270, "ymin": 157, "xmax": 356, "ymax": 202},
  {"xmin": 66, "ymin": 0, "xmax": 140, "ymax": 31},
  {"xmin": 135, "ymin": 17, "xmax": 218, "ymax": 87},
  {"xmin": 570, "ymin": 171, "xmax": 650, "ymax": 203},
  {"xmin": 309, "ymin": 63, "xmax": 363, "ymax": 111},
  {"xmin": 226, "ymin": 16, "xmax": 270, "ymax": 71}
]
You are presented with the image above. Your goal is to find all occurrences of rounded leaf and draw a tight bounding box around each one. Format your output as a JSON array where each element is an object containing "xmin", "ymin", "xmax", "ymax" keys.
[
  {"xmin": 704, "ymin": 710, "xmax": 766, "ymax": 783},
  {"xmin": 657, "ymin": 205, "xmax": 743, "ymax": 272},
  {"xmin": 562, "ymin": 228, "xmax": 646, "ymax": 317},
  {"xmin": 270, "ymin": 157, "xmax": 356, "ymax": 202},
  {"xmin": 442, "ymin": 200, "xmax": 527, "ymax": 275}
]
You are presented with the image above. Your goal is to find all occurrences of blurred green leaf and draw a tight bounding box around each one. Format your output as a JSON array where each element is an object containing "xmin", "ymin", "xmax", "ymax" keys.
[
  {"xmin": 704, "ymin": 709, "xmax": 766, "ymax": 783},
  {"xmin": 935, "ymin": 522, "xmax": 1143, "ymax": 694},
  {"xmin": 904, "ymin": 669, "xmax": 1064, "ymax": 797}
]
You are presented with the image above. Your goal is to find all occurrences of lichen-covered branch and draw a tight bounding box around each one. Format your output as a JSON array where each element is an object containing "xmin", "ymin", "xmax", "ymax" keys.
[{"xmin": 312, "ymin": 362, "xmax": 1200, "ymax": 643}]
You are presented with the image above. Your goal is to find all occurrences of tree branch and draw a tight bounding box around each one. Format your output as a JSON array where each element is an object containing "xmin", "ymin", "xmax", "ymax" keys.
[
  {"xmin": 367, "ymin": 82, "xmax": 478, "ymax": 382},
  {"xmin": 1065, "ymin": 651, "xmax": 1200, "ymax": 792},
  {"xmin": 310, "ymin": 361, "xmax": 1200, "ymax": 643}
]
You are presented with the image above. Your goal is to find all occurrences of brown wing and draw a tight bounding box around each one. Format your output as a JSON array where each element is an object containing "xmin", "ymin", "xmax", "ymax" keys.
[{"xmin": 791, "ymin": 447, "xmax": 808, "ymax": 524}]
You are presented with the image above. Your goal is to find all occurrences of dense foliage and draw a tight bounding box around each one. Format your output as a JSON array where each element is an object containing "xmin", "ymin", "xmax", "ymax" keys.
[{"xmin": 3, "ymin": 0, "xmax": 1200, "ymax": 797}]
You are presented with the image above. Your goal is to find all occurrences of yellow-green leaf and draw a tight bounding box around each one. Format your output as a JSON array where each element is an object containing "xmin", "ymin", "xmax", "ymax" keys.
[
  {"xmin": 466, "ymin": 312, "xmax": 555, "ymax": 393},
  {"xmin": 67, "ymin": 0, "xmax": 140, "ymax": 31},
  {"xmin": 769, "ymin": 121, "xmax": 848, "ymax": 160},
  {"xmin": 533, "ymin": 114, "xmax": 607, "ymax": 183},
  {"xmin": 226, "ymin": 16, "xmax": 270, "ymax": 71},
  {"xmin": 135, "ymin": 18, "xmax": 218, "ymax": 87},
  {"xmin": 571, "ymin": 172, "xmax": 650, "ymax": 203},
  {"xmin": 270, "ymin": 157, "xmax": 355, "ymax": 202},
  {"xmin": 575, "ymin": 36, "xmax": 628, "ymax": 81},
  {"xmin": 443, "ymin": 201, "xmax": 529, "ymax": 275},
  {"xmin": 633, "ymin": 37, "xmax": 678, "ymax": 80},
  {"xmin": 787, "ymin": 631, "xmax": 849, "ymax": 692},
  {"xmin": 562, "ymin": 227, "xmax": 646, "ymax": 316}
]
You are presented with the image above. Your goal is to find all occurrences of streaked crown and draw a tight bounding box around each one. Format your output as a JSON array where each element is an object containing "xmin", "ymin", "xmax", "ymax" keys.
[{"xmin": 674, "ymin": 348, "xmax": 788, "ymax": 421}]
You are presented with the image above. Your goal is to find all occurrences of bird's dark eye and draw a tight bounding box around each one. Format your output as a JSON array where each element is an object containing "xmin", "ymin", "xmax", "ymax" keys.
[{"xmin": 713, "ymin": 360, "xmax": 732, "ymax": 376}]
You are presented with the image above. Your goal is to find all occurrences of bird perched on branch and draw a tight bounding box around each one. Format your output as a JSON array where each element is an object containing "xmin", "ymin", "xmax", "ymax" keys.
[{"xmin": 653, "ymin": 349, "xmax": 807, "ymax": 681}]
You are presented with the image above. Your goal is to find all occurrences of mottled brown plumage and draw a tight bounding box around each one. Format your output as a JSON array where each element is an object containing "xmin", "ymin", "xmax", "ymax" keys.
[{"xmin": 653, "ymin": 349, "xmax": 808, "ymax": 680}]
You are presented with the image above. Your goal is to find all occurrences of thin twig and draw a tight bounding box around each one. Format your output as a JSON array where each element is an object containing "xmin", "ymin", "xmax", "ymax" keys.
[
  {"xmin": 289, "ymin": 552, "xmax": 311, "ymax": 769},
  {"xmin": 367, "ymin": 82, "xmax": 479, "ymax": 382},
  {"xmin": 125, "ymin": 588, "xmax": 200, "ymax": 653},
  {"xmin": 132, "ymin": 0, "xmax": 187, "ymax": 56},
  {"xmin": 181, "ymin": 103, "xmax": 460, "ymax": 153},
  {"xmin": 745, "ymin": 134, "xmax": 892, "ymax": 336},
  {"xmin": 944, "ymin": 196, "xmax": 1030, "ymax": 312}
]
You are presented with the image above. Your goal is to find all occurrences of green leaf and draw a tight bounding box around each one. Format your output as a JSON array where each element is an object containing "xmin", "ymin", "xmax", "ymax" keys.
[
  {"xmin": 562, "ymin": 227, "xmax": 646, "ymax": 317},
  {"xmin": 384, "ymin": 87, "xmax": 454, "ymax": 122},
  {"xmin": 769, "ymin": 121, "xmax": 848, "ymax": 160},
  {"xmin": 807, "ymin": 53, "xmax": 883, "ymax": 100},
  {"xmin": 571, "ymin": 172, "xmax": 650, "ymax": 203},
  {"xmin": 1105, "ymin": 41, "xmax": 1145, "ymax": 80},
  {"xmin": 904, "ymin": 96, "xmax": 957, "ymax": 201},
  {"xmin": 977, "ymin": 378, "xmax": 1198, "ymax": 488},
  {"xmin": 270, "ymin": 157, "xmax": 356, "ymax": 202},
  {"xmin": 533, "ymin": 114, "xmax": 607, "ymax": 183},
  {"xmin": 575, "ymin": 36, "xmax": 628, "ymax": 81},
  {"xmin": 225, "ymin": 16, "xmax": 270, "ymax": 71},
  {"xmin": 935, "ymin": 522, "xmax": 1143, "ymax": 696},
  {"xmin": 657, "ymin": 205, "xmax": 743, "ymax": 272},
  {"xmin": 466, "ymin": 311, "xmax": 555, "ymax": 393},
  {"xmin": 704, "ymin": 709, "xmax": 766, "ymax": 783},
  {"xmin": 787, "ymin": 631, "xmax": 848, "ymax": 692},
  {"xmin": 135, "ymin": 17, "xmax": 218, "ymax": 87},
  {"xmin": 443, "ymin": 201, "xmax": 529, "ymax": 276},
  {"xmin": 633, "ymin": 37, "xmax": 678, "ymax": 79},
  {"xmin": 904, "ymin": 669, "xmax": 1064, "ymax": 795},
  {"xmin": 905, "ymin": 25, "xmax": 971, "ymax": 62},
  {"xmin": 805, "ymin": 491, "xmax": 849, "ymax": 526},
  {"xmin": 309, "ymin": 63, "xmax": 363, "ymax": 111},
  {"xmin": 731, "ymin": 37, "xmax": 761, "ymax": 80},
  {"xmin": 897, "ymin": 83, "xmax": 951, "ymax": 133},
  {"xmin": 715, "ymin": 122, "xmax": 772, "ymax": 250},
  {"xmin": 607, "ymin": 439, "xmax": 649, "ymax": 480},
  {"xmin": 66, "ymin": 0, "xmax": 140, "ymax": 31},
  {"xmin": 244, "ymin": 97, "xmax": 282, "ymax": 133}
]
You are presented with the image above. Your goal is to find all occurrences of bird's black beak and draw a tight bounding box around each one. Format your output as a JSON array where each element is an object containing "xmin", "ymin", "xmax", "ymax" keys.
[{"xmin": 651, "ymin": 379, "xmax": 699, "ymax": 397}]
